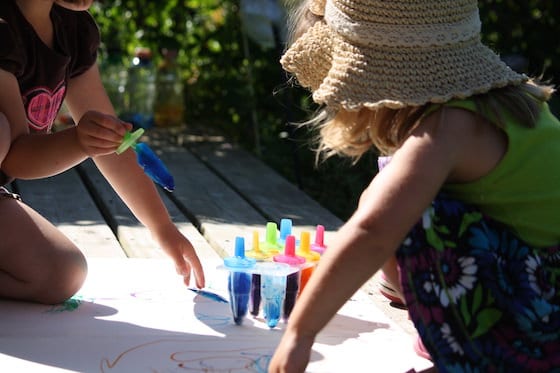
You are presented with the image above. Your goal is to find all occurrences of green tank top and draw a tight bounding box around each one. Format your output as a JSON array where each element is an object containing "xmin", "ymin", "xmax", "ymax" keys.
[{"xmin": 441, "ymin": 99, "xmax": 560, "ymax": 247}]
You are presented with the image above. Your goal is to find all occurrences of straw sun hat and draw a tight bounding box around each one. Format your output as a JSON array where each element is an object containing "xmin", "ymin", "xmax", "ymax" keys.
[{"xmin": 280, "ymin": 0, "xmax": 527, "ymax": 111}]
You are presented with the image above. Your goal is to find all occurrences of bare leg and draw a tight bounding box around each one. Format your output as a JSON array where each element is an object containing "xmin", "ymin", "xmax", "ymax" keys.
[
  {"xmin": 380, "ymin": 255, "xmax": 405, "ymax": 304},
  {"xmin": 0, "ymin": 113, "xmax": 9, "ymax": 166},
  {"xmin": 0, "ymin": 197, "xmax": 87, "ymax": 304}
]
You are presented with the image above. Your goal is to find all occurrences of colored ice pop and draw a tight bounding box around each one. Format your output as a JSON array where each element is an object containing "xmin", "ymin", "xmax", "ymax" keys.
[
  {"xmin": 116, "ymin": 128, "xmax": 175, "ymax": 191},
  {"xmin": 311, "ymin": 224, "xmax": 327, "ymax": 255},
  {"xmin": 246, "ymin": 231, "xmax": 270, "ymax": 316},
  {"xmin": 260, "ymin": 222, "xmax": 282, "ymax": 252},
  {"xmin": 273, "ymin": 235, "xmax": 305, "ymax": 321},
  {"xmin": 223, "ymin": 237, "xmax": 256, "ymax": 325},
  {"xmin": 296, "ymin": 231, "xmax": 321, "ymax": 295},
  {"xmin": 259, "ymin": 263, "xmax": 288, "ymax": 328},
  {"xmin": 278, "ymin": 218, "xmax": 293, "ymax": 246}
]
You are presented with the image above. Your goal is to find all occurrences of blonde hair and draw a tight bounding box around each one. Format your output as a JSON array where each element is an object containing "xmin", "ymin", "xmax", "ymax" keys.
[{"xmin": 286, "ymin": 0, "xmax": 556, "ymax": 162}]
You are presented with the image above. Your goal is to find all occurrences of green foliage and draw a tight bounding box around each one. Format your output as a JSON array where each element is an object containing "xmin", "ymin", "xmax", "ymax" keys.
[
  {"xmin": 90, "ymin": 1, "xmax": 560, "ymax": 220},
  {"xmin": 479, "ymin": 1, "xmax": 560, "ymax": 82},
  {"xmin": 91, "ymin": 0, "xmax": 287, "ymax": 150}
]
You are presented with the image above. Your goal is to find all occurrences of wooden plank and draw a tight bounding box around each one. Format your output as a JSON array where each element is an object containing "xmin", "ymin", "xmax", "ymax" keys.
[
  {"xmin": 186, "ymin": 139, "xmax": 344, "ymax": 232},
  {"xmin": 138, "ymin": 134, "xmax": 268, "ymax": 258},
  {"xmin": 14, "ymin": 170, "xmax": 125, "ymax": 258},
  {"xmin": 140, "ymin": 128, "xmax": 345, "ymax": 254},
  {"xmin": 77, "ymin": 159, "xmax": 161, "ymax": 259},
  {"xmin": 77, "ymin": 159, "xmax": 224, "ymax": 268}
]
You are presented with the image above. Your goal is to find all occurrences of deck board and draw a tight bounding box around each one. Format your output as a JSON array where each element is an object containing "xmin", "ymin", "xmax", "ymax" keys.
[
  {"xmin": 77, "ymin": 159, "xmax": 163, "ymax": 259},
  {"xmin": 187, "ymin": 139, "xmax": 344, "ymax": 232},
  {"xmin": 143, "ymin": 129, "xmax": 343, "ymax": 254},
  {"xmin": 14, "ymin": 170, "xmax": 125, "ymax": 258},
  {"xmin": 145, "ymin": 139, "xmax": 269, "ymax": 258}
]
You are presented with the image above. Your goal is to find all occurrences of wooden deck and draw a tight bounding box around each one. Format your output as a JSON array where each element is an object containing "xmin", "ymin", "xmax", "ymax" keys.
[
  {"xmin": 10, "ymin": 127, "xmax": 343, "ymax": 261},
  {"xmin": 2, "ymin": 126, "xmax": 430, "ymax": 372}
]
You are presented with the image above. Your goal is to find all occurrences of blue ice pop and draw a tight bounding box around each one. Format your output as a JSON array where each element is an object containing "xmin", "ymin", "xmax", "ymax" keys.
[
  {"xmin": 116, "ymin": 128, "xmax": 175, "ymax": 191},
  {"xmin": 223, "ymin": 237, "xmax": 256, "ymax": 325},
  {"xmin": 259, "ymin": 263, "xmax": 289, "ymax": 328}
]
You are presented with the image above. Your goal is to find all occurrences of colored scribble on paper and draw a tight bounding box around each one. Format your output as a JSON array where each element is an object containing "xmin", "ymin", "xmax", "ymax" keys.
[
  {"xmin": 100, "ymin": 338, "xmax": 272, "ymax": 373},
  {"xmin": 46, "ymin": 295, "xmax": 84, "ymax": 313}
]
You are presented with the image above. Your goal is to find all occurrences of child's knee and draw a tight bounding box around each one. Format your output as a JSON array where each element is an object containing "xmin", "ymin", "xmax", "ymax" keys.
[{"xmin": 35, "ymin": 251, "xmax": 88, "ymax": 304}]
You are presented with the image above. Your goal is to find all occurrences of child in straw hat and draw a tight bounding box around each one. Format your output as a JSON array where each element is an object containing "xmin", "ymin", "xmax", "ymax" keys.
[{"xmin": 269, "ymin": 0, "xmax": 560, "ymax": 372}]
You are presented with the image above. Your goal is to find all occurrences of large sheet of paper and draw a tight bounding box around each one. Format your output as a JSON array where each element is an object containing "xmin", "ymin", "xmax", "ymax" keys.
[{"xmin": 0, "ymin": 258, "xmax": 432, "ymax": 372}]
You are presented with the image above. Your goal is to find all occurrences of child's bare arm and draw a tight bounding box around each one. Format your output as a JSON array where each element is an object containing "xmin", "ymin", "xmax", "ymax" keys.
[
  {"xmin": 0, "ymin": 68, "xmax": 127, "ymax": 179},
  {"xmin": 65, "ymin": 63, "xmax": 205, "ymax": 288},
  {"xmin": 269, "ymin": 109, "xmax": 481, "ymax": 372}
]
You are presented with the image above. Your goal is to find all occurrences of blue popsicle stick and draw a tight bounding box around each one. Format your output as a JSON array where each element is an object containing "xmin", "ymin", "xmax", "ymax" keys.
[{"xmin": 116, "ymin": 129, "xmax": 175, "ymax": 192}]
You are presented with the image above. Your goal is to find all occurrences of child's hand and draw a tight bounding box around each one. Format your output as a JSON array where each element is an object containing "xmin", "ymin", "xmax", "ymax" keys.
[
  {"xmin": 75, "ymin": 111, "xmax": 132, "ymax": 157},
  {"xmin": 268, "ymin": 329, "xmax": 314, "ymax": 373},
  {"xmin": 152, "ymin": 223, "xmax": 206, "ymax": 289}
]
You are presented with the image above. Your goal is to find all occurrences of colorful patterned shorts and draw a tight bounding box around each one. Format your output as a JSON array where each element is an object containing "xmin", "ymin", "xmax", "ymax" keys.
[{"xmin": 396, "ymin": 194, "xmax": 560, "ymax": 372}]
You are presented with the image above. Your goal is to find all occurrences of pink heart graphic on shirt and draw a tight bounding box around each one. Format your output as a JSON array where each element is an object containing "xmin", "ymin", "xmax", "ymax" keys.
[{"xmin": 26, "ymin": 85, "xmax": 66, "ymax": 132}]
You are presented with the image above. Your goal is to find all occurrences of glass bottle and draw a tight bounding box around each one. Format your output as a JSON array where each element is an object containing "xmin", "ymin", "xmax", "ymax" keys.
[
  {"xmin": 154, "ymin": 48, "xmax": 185, "ymax": 128},
  {"xmin": 100, "ymin": 48, "xmax": 127, "ymax": 117},
  {"xmin": 122, "ymin": 47, "xmax": 156, "ymax": 129}
]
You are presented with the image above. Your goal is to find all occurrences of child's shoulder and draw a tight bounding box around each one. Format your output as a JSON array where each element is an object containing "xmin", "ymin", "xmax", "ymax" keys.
[{"xmin": 51, "ymin": 4, "xmax": 98, "ymax": 33}]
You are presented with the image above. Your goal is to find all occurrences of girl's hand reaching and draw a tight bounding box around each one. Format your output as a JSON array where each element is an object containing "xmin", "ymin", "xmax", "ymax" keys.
[
  {"xmin": 151, "ymin": 223, "xmax": 206, "ymax": 289},
  {"xmin": 268, "ymin": 329, "xmax": 314, "ymax": 373},
  {"xmin": 75, "ymin": 110, "xmax": 132, "ymax": 157}
]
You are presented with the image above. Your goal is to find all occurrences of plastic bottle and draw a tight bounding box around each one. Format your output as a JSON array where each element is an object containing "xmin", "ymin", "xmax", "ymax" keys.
[
  {"xmin": 100, "ymin": 48, "xmax": 127, "ymax": 116},
  {"xmin": 154, "ymin": 48, "xmax": 184, "ymax": 128},
  {"xmin": 122, "ymin": 47, "xmax": 156, "ymax": 129}
]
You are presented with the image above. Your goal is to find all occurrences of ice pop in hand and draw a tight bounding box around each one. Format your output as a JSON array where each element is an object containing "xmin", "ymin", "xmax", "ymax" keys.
[{"xmin": 116, "ymin": 128, "xmax": 175, "ymax": 191}]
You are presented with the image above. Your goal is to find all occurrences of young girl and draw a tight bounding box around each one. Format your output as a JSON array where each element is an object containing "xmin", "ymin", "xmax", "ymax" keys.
[
  {"xmin": 269, "ymin": 0, "xmax": 560, "ymax": 372},
  {"xmin": 0, "ymin": 0, "xmax": 205, "ymax": 304}
]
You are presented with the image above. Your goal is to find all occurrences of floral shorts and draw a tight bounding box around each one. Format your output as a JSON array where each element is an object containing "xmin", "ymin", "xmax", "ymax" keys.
[{"xmin": 396, "ymin": 194, "xmax": 560, "ymax": 372}]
